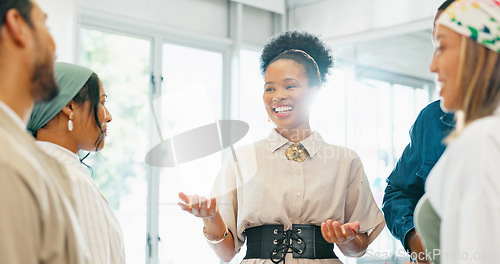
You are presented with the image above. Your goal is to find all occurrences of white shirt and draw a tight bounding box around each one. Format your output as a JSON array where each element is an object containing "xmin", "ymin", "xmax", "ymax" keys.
[
  {"xmin": 37, "ymin": 141, "xmax": 126, "ymax": 264},
  {"xmin": 426, "ymin": 106, "xmax": 500, "ymax": 264},
  {"xmin": 212, "ymin": 130, "xmax": 385, "ymax": 264}
]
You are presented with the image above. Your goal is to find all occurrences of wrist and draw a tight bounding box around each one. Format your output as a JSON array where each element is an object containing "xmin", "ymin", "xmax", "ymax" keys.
[
  {"xmin": 405, "ymin": 229, "xmax": 417, "ymax": 252},
  {"xmin": 338, "ymin": 235, "xmax": 357, "ymax": 245},
  {"xmin": 202, "ymin": 212, "xmax": 222, "ymax": 227},
  {"xmin": 338, "ymin": 234, "xmax": 366, "ymax": 257},
  {"xmin": 203, "ymin": 223, "xmax": 228, "ymax": 244}
]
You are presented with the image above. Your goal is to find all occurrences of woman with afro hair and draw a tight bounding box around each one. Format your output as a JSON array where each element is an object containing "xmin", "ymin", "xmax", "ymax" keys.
[{"xmin": 179, "ymin": 31, "xmax": 385, "ymax": 263}]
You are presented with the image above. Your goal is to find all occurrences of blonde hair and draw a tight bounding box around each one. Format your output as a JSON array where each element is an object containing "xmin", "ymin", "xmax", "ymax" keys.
[{"xmin": 446, "ymin": 36, "xmax": 500, "ymax": 142}]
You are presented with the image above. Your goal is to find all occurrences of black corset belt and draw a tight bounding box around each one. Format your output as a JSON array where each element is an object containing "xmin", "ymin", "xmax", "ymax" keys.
[{"xmin": 244, "ymin": 224, "xmax": 337, "ymax": 263}]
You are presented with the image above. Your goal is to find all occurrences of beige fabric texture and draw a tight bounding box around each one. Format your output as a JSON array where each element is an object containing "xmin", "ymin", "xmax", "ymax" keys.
[{"xmin": 0, "ymin": 102, "xmax": 89, "ymax": 264}]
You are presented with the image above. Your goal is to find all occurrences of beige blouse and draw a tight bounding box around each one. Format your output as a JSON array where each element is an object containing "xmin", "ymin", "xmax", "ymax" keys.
[{"xmin": 212, "ymin": 129, "xmax": 385, "ymax": 264}]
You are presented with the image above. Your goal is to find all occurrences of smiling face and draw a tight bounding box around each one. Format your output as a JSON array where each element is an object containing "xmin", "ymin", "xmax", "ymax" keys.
[
  {"xmin": 430, "ymin": 25, "xmax": 463, "ymax": 111},
  {"xmin": 263, "ymin": 59, "xmax": 318, "ymax": 135}
]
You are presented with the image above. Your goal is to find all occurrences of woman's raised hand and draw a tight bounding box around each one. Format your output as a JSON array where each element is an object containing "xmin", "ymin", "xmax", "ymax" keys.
[
  {"xmin": 321, "ymin": 219, "xmax": 360, "ymax": 244},
  {"xmin": 178, "ymin": 192, "xmax": 218, "ymax": 219}
]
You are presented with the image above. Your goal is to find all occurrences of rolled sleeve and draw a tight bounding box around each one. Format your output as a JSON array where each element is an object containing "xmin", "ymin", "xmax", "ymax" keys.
[
  {"xmin": 345, "ymin": 156, "xmax": 385, "ymax": 245},
  {"xmin": 211, "ymin": 154, "xmax": 244, "ymax": 252}
]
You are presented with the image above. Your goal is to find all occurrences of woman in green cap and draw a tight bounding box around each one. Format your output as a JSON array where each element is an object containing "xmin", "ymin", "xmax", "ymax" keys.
[{"xmin": 27, "ymin": 62, "xmax": 125, "ymax": 264}]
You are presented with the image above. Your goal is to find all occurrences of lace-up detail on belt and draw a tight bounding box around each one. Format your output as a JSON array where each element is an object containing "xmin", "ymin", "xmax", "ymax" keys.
[
  {"xmin": 270, "ymin": 228, "xmax": 306, "ymax": 263},
  {"xmin": 243, "ymin": 224, "xmax": 337, "ymax": 263}
]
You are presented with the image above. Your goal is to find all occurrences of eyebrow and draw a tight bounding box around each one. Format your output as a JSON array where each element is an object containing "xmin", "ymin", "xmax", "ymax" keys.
[
  {"xmin": 101, "ymin": 94, "xmax": 108, "ymax": 98},
  {"xmin": 265, "ymin": 78, "xmax": 299, "ymax": 85}
]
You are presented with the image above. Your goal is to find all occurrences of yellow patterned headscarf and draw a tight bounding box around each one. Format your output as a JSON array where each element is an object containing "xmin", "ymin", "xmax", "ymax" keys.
[{"xmin": 436, "ymin": 0, "xmax": 500, "ymax": 53}]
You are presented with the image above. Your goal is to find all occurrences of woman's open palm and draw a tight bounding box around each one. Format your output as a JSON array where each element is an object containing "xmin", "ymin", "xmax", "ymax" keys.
[
  {"xmin": 178, "ymin": 192, "xmax": 218, "ymax": 219},
  {"xmin": 321, "ymin": 220, "xmax": 360, "ymax": 244}
]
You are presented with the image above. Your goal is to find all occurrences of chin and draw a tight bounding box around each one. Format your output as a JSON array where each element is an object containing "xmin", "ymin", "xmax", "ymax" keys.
[
  {"xmin": 443, "ymin": 101, "xmax": 461, "ymax": 112},
  {"xmin": 440, "ymin": 100, "xmax": 453, "ymax": 113},
  {"xmin": 96, "ymin": 142, "xmax": 105, "ymax": 152},
  {"xmin": 440, "ymin": 94, "xmax": 458, "ymax": 111}
]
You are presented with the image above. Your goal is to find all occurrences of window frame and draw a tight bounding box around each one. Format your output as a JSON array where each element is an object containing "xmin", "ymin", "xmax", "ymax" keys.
[{"xmin": 78, "ymin": 10, "xmax": 232, "ymax": 264}]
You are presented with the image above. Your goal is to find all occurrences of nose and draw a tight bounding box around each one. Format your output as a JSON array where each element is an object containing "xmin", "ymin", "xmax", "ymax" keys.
[
  {"xmin": 429, "ymin": 50, "xmax": 438, "ymax": 73},
  {"xmin": 273, "ymin": 89, "xmax": 288, "ymax": 102},
  {"xmin": 104, "ymin": 106, "xmax": 112, "ymax": 123}
]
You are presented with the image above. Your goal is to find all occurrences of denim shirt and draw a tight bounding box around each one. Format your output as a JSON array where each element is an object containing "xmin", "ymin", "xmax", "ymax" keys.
[{"xmin": 382, "ymin": 100, "xmax": 455, "ymax": 250}]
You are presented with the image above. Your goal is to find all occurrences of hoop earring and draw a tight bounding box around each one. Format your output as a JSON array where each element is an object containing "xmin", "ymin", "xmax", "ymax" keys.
[{"xmin": 68, "ymin": 112, "xmax": 74, "ymax": 132}]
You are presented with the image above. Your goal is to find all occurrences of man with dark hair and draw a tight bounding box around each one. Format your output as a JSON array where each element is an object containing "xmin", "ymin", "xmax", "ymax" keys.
[
  {"xmin": 382, "ymin": 0, "xmax": 456, "ymax": 263},
  {"xmin": 0, "ymin": 0, "xmax": 88, "ymax": 263}
]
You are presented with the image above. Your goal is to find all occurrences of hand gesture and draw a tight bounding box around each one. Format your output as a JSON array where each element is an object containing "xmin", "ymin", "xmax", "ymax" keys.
[
  {"xmin": 178, "ymin": 192, "xmax": 218, "ymax": 219},
  {"xmin": 321, "ymin": 219, "xmax": 360, "ymax": 244}
]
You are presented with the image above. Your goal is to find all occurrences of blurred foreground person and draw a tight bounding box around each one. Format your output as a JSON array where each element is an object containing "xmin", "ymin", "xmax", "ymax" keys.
[{"xmin": 0, "ymin": 0, "xmax": 89, "ymax": 263}]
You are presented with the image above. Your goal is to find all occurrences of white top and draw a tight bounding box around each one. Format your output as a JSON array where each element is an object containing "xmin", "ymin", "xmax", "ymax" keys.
[
  {"xmin": 37, "ymin": 141, "xmax": 126, "ymax": 264},
  {"xmin": 426, "ymin": 106, "xmax": 500, "ymax": 264},
  {"xmin": 212, "ymin": 130, "xmax": 385, "ymax": 264}
]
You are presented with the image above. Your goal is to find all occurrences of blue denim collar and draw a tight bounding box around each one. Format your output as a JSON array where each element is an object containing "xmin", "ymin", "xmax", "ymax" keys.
[{"xmin": 440, "ymin": 112, "xmax": 455, "ymax": 128}]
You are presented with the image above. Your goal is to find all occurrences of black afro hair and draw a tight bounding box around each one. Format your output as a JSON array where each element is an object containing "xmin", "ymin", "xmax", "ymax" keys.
[{"xmin": 260, "ymin": 31, "xmax": 334, "ymax": 85}]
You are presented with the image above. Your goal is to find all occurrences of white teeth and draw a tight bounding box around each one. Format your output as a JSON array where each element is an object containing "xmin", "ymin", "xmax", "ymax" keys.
[{"xmin": 274, "ymin": 106, "xmax": 293, "ymax": 113}]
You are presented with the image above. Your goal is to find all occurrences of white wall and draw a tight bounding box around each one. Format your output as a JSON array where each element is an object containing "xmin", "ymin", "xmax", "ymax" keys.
[
  {"xmin": 288, "ymin": 0, "xmax": 447, "ymax": 81},
  {"xmin": 37, "ymin": 0, "xmax": 77, "ymax": 63},
  {"xmin": 232, "ymin": 0, "xmax": 285, "ymax": 14},
  {"xmin": 79, "ymin": 0, "xmax": 229, "ymax": 39},
  {"xmin": 242, "ymin": 5, "xmax": 274, "ymax": 46},
  {"xmin": 77, "ymin": 0, "xmax": 280, "ymax": 51},
  {"xmin": 288, "ymin": 0, "xmax": 445, "ymax": 43},
  {"xmin": 34, "ymin": 0, "xmax": 446, "ymax": 68}
]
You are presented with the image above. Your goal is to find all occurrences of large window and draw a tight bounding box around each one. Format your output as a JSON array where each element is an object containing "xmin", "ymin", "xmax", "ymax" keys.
[
  {"xmin": 79, "ymin": 28, "xmax": 151, "ymax": 264},
  {"xmin": 239, "ymin": 49, "xmax": 272, "ymax": 143},
  {"xmin": 316, "ymin": 72, "xmax": 432, "ymax": 263},
  {"xmin": 80, "ymin": 28, "xmax": 226, "ymax": 264},
  {"xmin": 157, "ymin": 44, "xmax": 223, "ymax": 264}
]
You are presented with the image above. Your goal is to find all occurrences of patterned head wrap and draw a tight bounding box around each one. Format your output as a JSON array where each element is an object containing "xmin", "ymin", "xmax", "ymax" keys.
[{"xmin": 436, "ymin": 0, "xmax": 500, "ymax": 53}]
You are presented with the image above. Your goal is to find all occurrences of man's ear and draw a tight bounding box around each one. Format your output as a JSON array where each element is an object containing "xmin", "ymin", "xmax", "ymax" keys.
[
  {"xmin": 61, "ymin": 102, "xmax": 74, "ymax": 117},
  {"xmin": 2, "ymin": 9, "xmax": 31, "ymax": 47}
]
